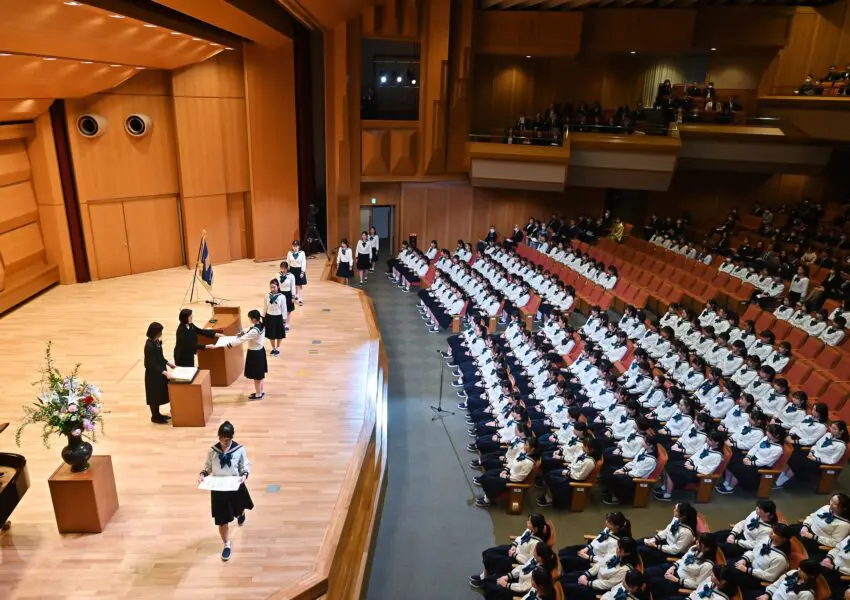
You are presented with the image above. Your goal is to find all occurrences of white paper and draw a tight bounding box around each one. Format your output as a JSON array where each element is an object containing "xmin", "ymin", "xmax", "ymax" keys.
[
  {"xmin": 170, "ymin": 366, "xmax": 198, "ymax": 383},
  {"xmin": 198, "ymin": 476, "xmax": 241, "ymax": 492},
  {"xmin": 215, "ymin": 336, "xmax": 239, "ymax": 348}
]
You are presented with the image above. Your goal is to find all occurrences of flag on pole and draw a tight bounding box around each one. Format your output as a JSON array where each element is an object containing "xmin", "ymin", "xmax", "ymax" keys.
[{"xmin": 199, "ymin": 237, "xmax": 214, "ymax": 288}]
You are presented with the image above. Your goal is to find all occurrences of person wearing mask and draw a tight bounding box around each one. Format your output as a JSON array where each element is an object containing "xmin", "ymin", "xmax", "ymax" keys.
[
  {"xmin": 225, "ymin": 310, "xmax": 267, "ymax": 400},
  {"xmin": 173, "ymin": 308, "xmax": 221, "ymax": 368},
  {"xmin": 144, "ymin": 321, "xmax": 175, "ymax": 424},
  {"xmin": 714, "ymin": 500, "xmax": 779, "ymax": 560}
]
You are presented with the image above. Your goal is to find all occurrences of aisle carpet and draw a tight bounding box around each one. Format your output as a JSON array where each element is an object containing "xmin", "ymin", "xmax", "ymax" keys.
[{"xmin": 362, "ymin": 267, "xmax": 848, "ymax": 599}]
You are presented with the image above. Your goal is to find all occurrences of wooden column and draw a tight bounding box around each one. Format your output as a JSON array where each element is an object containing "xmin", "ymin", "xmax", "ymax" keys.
[
  {"xmin": 419, "ymin": 0, "xmax": 451, "ymax": 175},
  {"xmin": 445, "ymin": 0, "xmax": 474, "ymax": 174}
]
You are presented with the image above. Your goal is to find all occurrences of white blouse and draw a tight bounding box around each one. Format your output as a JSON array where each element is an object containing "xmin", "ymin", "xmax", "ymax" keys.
[
  {"xmin": 231, "ymin": 325, "xmax": 265, "ymax": 351},
  {"xmin": 263, "ymin": 292, "xmax": 286, "ymax": 317},
  {"xmin": 355, "ymin": 240, "xmax": 371, "ymax": 256},
  {"xmin": 337, "ymin": 247, "xmax": 353, "ymax": 266},
  {"xmin": 286, "ymin": 250, "xmax": 306, "ymax": 269}
]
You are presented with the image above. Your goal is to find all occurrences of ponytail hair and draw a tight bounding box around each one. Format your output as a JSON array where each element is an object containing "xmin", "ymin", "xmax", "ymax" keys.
[
  {"xmin": 247, "ymin": 309, "xmax": 265, "ymax": 331},
  {"xmin": 531, "ymin": 567, "xmax": 556, "ymax": 599},
  {"xmin": 535, "ymin": 542, "xmax": 558, "ymax": 573}
]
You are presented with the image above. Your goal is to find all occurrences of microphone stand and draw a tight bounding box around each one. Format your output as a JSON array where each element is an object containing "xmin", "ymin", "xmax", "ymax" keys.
[{"xmin": 430, "ymin": 350, "xmax": 455, "ymax": 421}]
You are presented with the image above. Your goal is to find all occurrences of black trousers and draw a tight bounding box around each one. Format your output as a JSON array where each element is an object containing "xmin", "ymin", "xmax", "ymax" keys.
[{"xmin": 480, "ymin": 470, "xmax": 510, "ymax": 499}]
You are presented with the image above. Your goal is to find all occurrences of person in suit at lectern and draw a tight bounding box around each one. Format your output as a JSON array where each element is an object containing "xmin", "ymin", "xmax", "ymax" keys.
[
  {"xmin": 145, "ymin": 322, "xmax": 174, "ymax": 424},
  {"xmin": 174, "ymin": 308, "xmax": 222, "ymax": 368}
]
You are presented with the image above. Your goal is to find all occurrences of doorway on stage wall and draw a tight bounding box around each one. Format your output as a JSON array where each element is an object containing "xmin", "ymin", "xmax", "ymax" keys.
[{"xmin": 360, "ymin": 205, "xmax": 396, "ymax": 258}]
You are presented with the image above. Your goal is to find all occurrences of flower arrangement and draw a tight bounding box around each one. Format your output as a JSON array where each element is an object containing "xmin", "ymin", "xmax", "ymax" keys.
[{"xmin": 15, "ymin": 342, "xmax": 105, "ymax": 449}]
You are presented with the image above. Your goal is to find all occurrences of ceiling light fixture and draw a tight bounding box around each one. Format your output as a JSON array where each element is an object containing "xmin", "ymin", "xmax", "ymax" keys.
[
  {"xmin": 224, "ymin": 47, "xmax": 234, "ymax": 51},
  {"xmin": 110, "ymin": 64, "xmax": 122, "ymax": 67},
  {"xmin": 710, "ymin": 47, "xmax": 717, "ymax": 51},
  {"xmin": 210, "ymin": 42, "xmax": 221, "ymax": 47},
  {"xmin": 135, "ymin": 66, "xmax": 145, "ymax": 70},
  {"xmin": 192, "ymin": 37, "xmax": 202, "ymax": 41},
  {"xmin": 629, "ymin": 51, "xmax": 637, "ymax": 55},
  {"xmin": 170, "ymin": 31, "xmax": 181, "ymax": 36},
  {"xmin": 80, "ymin": 61, "xmax": 93, "ymax": 64},
  {"xmin": 43, "ymin": 57, "xmax": 58, "ymax": 61},
  {"xmin": 143, "ymin": 24, "xmax": 157, "ymax": 28},
  {"xmin": 64, "ymin": 1, "xmax": 82, "ymax": 5},
  {"xmin": 0, "ymin": 53, "xmax": 11, "ymax": 57},
  {"xmin": 526, "ymin": 55, "xmax": 531, "ymax": 59},
  {"xmin": 109, "ymin": 14, "xmax": 125, "ymax": 19}
]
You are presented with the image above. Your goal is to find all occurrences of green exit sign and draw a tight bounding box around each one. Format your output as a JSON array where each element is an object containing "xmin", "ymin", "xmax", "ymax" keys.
[{"xmin": 370, "ymin": 197, "xmax": 377, "ymax": 204}]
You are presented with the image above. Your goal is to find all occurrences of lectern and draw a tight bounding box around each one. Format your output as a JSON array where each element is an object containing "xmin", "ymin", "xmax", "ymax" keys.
[
  {"xmin": 168, "ymin": 370, "xmax": 213, "ymax": 426},
  {"xmin": 198, "ymin": 306, "xmax": 243, "ymax": 387}
]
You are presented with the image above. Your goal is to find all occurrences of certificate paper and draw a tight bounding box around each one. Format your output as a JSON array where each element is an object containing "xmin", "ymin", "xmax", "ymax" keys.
[
  {"xmin": 170, "ymin": 366, "xmax": 198, "ymax": 383},
  {"xmin": 215, "ymin": 336, "xmax": 239, "ymax": 348},
  {"xmin": 198, "ymin": 476, "xmax": 241, "ymax": 492}
]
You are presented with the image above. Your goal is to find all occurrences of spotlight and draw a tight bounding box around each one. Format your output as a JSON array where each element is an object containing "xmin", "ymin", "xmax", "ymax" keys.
[
  {"xmin": 629, "ymin": 50, "xmax": 637, "ymax": 55},
  {"xmin": 396, "ymin": 75, "xmax": 403, "ymax": 84},
  {"xmin": 406, "ymin": 69, "xmax": 416, "ymax": 86},
  {"xmin": 379, "ymin": 73, "xmax": 388, "ymax": 85},
  {"xmin": 710, "ymin": 47, "xmax": 717, "ymax": 52},
  {"xmin": 143, "ymin": 24, "xmax": 157, "ymax": 28},
  {"xmin": 411, "ymin": 79, "xmax": 417, "ymax": 86},
  {"xmin": 526, "ymin": 55, "xmax": 531, "ymax": 59}
]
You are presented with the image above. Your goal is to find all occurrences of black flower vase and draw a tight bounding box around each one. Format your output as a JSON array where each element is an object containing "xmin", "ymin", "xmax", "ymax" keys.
[{"xmin": 61, "ymin": 434, "xmax": 93, "ymax": 473}]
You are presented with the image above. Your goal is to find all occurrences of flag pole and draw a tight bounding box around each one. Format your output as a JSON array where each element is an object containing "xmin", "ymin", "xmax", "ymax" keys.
[{"xmin": 184, "ymin": 230, "xmax": 207, "ymax": 304}]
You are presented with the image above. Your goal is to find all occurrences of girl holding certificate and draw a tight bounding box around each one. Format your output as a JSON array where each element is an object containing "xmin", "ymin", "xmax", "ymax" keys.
[
  {"xmin": 199, "ymin": 421, "xmax": 254, "ymax": 562},
  {"xmin": 227, "ymin": 310, "xmax": 267, "ymax": 400}
]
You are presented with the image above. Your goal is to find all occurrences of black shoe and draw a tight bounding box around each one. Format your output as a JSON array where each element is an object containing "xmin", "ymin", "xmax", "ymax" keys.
[
  {"xmin": 536, "ymin": 495, "xmax": 553, "ymax": 508},
  {"xmin": 466, "ymin": 443, "xmax": 477, "ymax": 452},
  {"xmin": 150, "ymin": 415, "xmax": 169, "ymax": 424},
  {"xmin": 237, "ymin": 513, "xmax": 246, "ymax": 526},
  {"xmin": 469, "ymin": 459, "xmax": 481, "ymax": 468},
  {"xmin": 457, "ymin": 401, "xmax": 468, "ymax": 409}
]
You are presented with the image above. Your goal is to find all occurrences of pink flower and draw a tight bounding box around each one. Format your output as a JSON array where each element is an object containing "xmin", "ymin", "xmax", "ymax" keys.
[
  {"xmin": 71, "ymin": 429, "xmax": 82, "ymax": 437},
  {"xmin": 83, "ymin": 419, "xmax": 94, "ymax": 431},
  {"xmin": 87, "ymin": 405, "xmax": 98, "ymax": 416},
  {"xmin": 67, "ymin": 404, "xmax": 78, "ymax": 413}
]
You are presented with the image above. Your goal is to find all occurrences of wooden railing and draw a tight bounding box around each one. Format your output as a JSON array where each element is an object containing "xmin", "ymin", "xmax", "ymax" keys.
[{"xmin": 270, "ymin": 260, "xmax": 388, "ymax": 600}]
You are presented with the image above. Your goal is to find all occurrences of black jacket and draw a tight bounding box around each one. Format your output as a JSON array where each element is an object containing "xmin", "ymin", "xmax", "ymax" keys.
[{"xmin": 174, "ymin": 323, "xmax": 217, "ymax": 367}]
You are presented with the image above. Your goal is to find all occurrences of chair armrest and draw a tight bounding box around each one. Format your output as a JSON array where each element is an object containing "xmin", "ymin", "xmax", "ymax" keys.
[
  {"xmin": 570, "ymin": 482, "xmax": 594, "ymax": 489},
  {"xmin": 799, "ymin": 446, "xmax": 812, "ymax": 451},
  {"xmin": 817, "ymin": 545, "xmax": 831, "ymax": 551},
  {"xmin": 757, "ymin": 469, "xmax": 780, "ymax": 475},
  {"xmin": 819, "ymin": 463, "xmax": 841, "ymax": 470},
  {"xmin": 583, "ymin": 534, "xmax": 596, "ymax": 541},
  {"xmin": 633, "ymin": 477, "xmax": 658, "ymax": 484}
]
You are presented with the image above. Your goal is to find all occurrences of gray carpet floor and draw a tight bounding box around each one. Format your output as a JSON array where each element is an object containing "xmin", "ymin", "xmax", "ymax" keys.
[{"xmin": 361, "ymin": 266, "xmax": 849, "ymax": 600}]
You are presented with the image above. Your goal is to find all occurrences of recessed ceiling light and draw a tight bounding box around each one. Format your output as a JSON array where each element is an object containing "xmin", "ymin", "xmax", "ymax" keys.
[
  {"xmin": 710, "ymin": 47, "xmax": 717, "ymax": 51},
  {"xmin": 43, "ymin": 57, "xmax": 57, "ymax": 61},
  {"xmin": 170, "ymin": 31, "xmax": 181, "ymax": 36},
  {"xmin": 80, "ymin": 61, "xmax": 93, "ymax": 64},
  {"xmin": 525, "ymin": 55, "xmax": 531, "ymax": 59},
  {"xmin": 135, "ymin": 66, "xmax": 145, "ymax": 70},
  {"xmin": 192, "ymin": 37, "xmax": 202, "ymax": 41},
  {"xmin": 64, "ymin": 1, "xmax": 82, "ymax": 5},
  {"xmin": 110, "ymin": 64, "xmax": 122, "ymax": 67},
  {"xmin": 0, "ymin": 53, "xmax": 11, "ymax": 57},
  {"xmin": 109, "ymin": 14, "xmax": 125, "ymax": 18},
  {"xmin": 629, "ymin": 51, "xmax": 637, "ymax": 55},
  {"xmin": 210, "ymin": 42, "xmax": 221, "ymax": 47},
  {"xmin": 224, "ymin": 47, "xmax": 234, "ymax": 51},
  {"xmin": 143, "ymin": 23, "xmax": 157, "ymax": 28}
]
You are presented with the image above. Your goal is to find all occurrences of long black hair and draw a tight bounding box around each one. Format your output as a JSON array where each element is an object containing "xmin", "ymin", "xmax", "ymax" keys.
[
  {"xmin": 535, "ymin": 542, "xmax": 558, "ymax": 573},
  {"xmin": 529, "ymin": 513, "xmax": 551, "ymax": 542},
  {"xmin": 676, "ymin": 502, "xmax": 699, "ymax": 532},
  {"xmin": 247, "ymin": 309, "xmax": 265, "ymax": 332},
  {"xmin": 178, "ymin": 308, "xmax": 193, "ymax": 325},
  {"xmin": 696, "ymin": 532, "xmax": 718, "ymax": 562},
  {"xmin": 531, "ymin": 567, "xmax": 556, "ymax": 599},
  {"xmin": 607, "ymin": 511, "xmax": 632, "ymax": 538}
]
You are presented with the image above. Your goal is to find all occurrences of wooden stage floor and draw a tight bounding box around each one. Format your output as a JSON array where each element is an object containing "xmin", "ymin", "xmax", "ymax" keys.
[{"xmin": 0, "ymin": 259, "xmax": 373, "ymax": 599}]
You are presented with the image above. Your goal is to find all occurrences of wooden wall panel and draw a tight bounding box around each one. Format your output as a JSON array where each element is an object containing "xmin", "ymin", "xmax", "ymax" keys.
[
  {"xmin": 0, "ymin": 222, "xmax": 46, "ymax": 275},
  {"xmin": 476, "ymin": 10, "xmax": 583, "ymax": 57},
  {"xmin": 581, "ymin": 10, "xmax": 696, "ymax": 55},
  {"xmin": 693, "ymin": 7, "xmax": 792, "ymax": 50},
  {"xmin": 123, "ymin": 196, "xmax": 183, "ymax": 273},
  {"xmin": 0, "ymin": 182, "xmax": 38, "ymax": 236},
  {"xmin": 65, "ymin": 94, "xmax": 180, "ymax": 203},
  {"xmin": 86, "ymin": 202, "xmax": 130, "ymax": 280},
  {"xmin": 446, "ymin": 0, "xmax": 474, "ymax": 174},
  {"xmin": 173, "ymin": 97, "xmax": 227, "ymax": 197},
  {"xmin": 220, "ymin": 98, "xmax": 250, "ymax": 193},
  {"xmin": 471, "ymin": 55, "xmax": 645, "ymax": 132},
  {"xmin": 420, "ymin": 0, "xmax": 451, "ymax": 175},
  {"xmin": 0, "ymin": 140, "xmax": 31, "ymax": 188},
  {"xmin": 182, "ymin": 194, "xmax": 232, "ymax": 265},
  {"xmin": 0, "ymin": 99, "xmax": 54, "ymax": 122},
  {"xmin": 244, "ymin": 42, "xmax": 300, "ymax": 260},
  {"xmin": 172, "ymin": 51, "xmax": 246, "ymax": 99},
  {"xmin": 227, "ymin": 192, "xmax": 248, "ymax": 260},
  {"xmin": 362, "ymin": 0, "xmax": 420, "ymax": 39}
]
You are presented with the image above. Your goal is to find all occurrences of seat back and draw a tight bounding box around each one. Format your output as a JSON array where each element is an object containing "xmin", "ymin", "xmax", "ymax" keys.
[
  {"xmin": 770, "ymin": 443, "xmax": 794, "ymax": 473},
  {"xmin": 547, "ymin": 518, "xmax": 557, "ymax": 548},
  {"xmin": 771, "ymin": 320, "xmax": 792, "ymax": 341},
  {"xmin": 798, "ymin": 336, "xmax": 825, "ymax": 360},
  {"xmin": 813, "ymin": 575, "xmax": 831, "ymax": 600},
  {"xmin": 802, "ymin": 371, "xmax": 831, "ymax": 400},
  {"xmin": 788, "ymin": 536, "xmax": 809, "ymax": 569},
  {"xmin": 814, "ymin": 346, "xmax": 841, "ymax": 372},
  {"xmin": 785, "ymin": 327, "xmax": 809, "ymax": 351},
  {"xmin": 819, "ymin": 381, "xmax": 849, "ymax": 412},
  {"xmin": 754, "ymin": 312, "xmax": 777, "ymax": 333},
  {"xmin": 696, "ymin": 513, "xmax": 711, "ymax": 534}
]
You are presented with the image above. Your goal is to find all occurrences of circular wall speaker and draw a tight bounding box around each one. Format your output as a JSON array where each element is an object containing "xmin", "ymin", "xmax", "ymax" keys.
[
  {"xmin": 125, "ymin": 113, "xmax": 152, "ymax": 137},
  {"xmin": 76, "ymin": 114, "xmax": 107, "ymax": 138}
]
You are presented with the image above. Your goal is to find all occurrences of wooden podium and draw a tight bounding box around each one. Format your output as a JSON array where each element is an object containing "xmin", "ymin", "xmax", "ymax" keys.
[
  {"xmin": 168, "ymin": 369, "xmax": 213, "ymax": 427},
  {"xmin": 48, "ymin": 456, "xmax": 119, "ymax": 534},
  {"xmin": 198, "ymin": 306, "xmax": 244, "ymax": 387}
]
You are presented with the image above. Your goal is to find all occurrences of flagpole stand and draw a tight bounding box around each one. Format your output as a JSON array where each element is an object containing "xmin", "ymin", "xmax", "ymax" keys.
[{"xmin": 183, "ymin": 230, "xmax": 215, "ymax": 305}]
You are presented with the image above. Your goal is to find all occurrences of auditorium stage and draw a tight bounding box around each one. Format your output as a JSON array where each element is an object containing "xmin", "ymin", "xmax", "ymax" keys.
[{"xmin": 0, "ymin": 259, "xmax": 386, "ymax": 600}]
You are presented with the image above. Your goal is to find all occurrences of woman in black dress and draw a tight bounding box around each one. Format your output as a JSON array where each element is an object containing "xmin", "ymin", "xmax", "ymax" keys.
[
  {"xmin": 144, "ymin": 322, "xmax": 174, "ymax": 424},
  {"xmin": 174, "ymin": 308, "xmax": 222, "ymax": 367}
]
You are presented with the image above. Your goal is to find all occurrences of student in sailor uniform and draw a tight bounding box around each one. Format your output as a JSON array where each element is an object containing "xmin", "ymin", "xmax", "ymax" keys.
[
  {"xmin": 599, "ymin": 436, "xmax": 658, "ymax": 506},
  {"xmin": 788, "ymin": 265, "xmax": 811, "ymax": 304},
  {"xmin": 537, "ymin": 437, "xmax": 601, "ymax": 508},
  {"xmin": 820, "ymin": 315, "xmax": 846, "ymax": 346},
  {"xmin": 719, "ymin": 391, "xmax": 756, "ymax": 435},
  {"xmin": 474, "ymin": 541, "xmax": 559, "ymax": 598},
  {"xmin": 144, "ymin": 321, "xmax": 175, "ymax": 424},
  {"xmin": 756, "ymin": 560, "xmax": 820, "ymax": 600},
  {"xmin": 174, "ymin": 308, "xmax": 222, "ymax": 367},
  {"xmin": 385, "ymin": 239, "xmax": 409, "ymax": 275},
  {"xmin": 277, "ymin": 261, "xmax": 297, "ymax": 328},
  {"xmin": 286, "ymin": 240, "xmax": 307, "ymax": 305},
  {"xmin": 475, "ymin": 512, "xmax": 553, "ymax": 581},
  {"xmin": 517, "ymin": 567, "xmax": 559, "ymax": 600},
  {"xmin": 732, "ymin": 356, "xmax": 762, "ymax": 390},
  {"xmin": 558, "ymin": 511, "xmax": 633, "ymax": 572},
  {"xmin": 638, "ymin": 502, "xmax": 699, "ymax": 564},
  {"xmin": 733, "ymin": 524, "xmax": 791, "ymax": 590},
  {"xmin": 772, "ymin": 390, "xmax": 808, "ymax": 430},
  {"xmin": 263, "ymin": 279, "xmax": 287, "ymax": 356},
  {"xmin": 354, "ymin": 231, "xmax": 372, "ymax": 285},
  {"xmin": 668, "ymin": 412, "xmax": 715, "ymax": 462},
  {"xmin": 704, "ymin": 381, "xmax": 738, "ymax": 420},
  {"xmin": 600, "ymin": 570, "xmax": 649, "ymax": 600},
  {"xmin": 675, "ymin": 564, "xmax": 737, "ymax": 600},
  {"xmin": 819, "ymin": 533, "xmax": 850, "ymax": 599},
  {"xmin": 560, "ymin": 536, "xmax": 639, "ymax": 600},
  {"xmin": 474, "ymin": 437, "xmax": 538, "ymax": 507},
  {"xmin": 657, "ymin": 396, "xmax": 698, "ymax": 440},
  {"xmin": 714, "ymin": 499, "xmax": 780, "ymax": 560},
  {"xmin": 367, "ymin": 226, "xmax": 379, "ymax": 271},
  {"xmin": 645, "ymin": 533, "xmax": 718, "ymax": 598},
  {"xmin": 717, "ymin": 423, "xmax": 785, "ymax": 494},
  {"xmin": 782, "ymin": 420, "xmax": 849, "ymax": 485},
  {"xmin": 198, "ymin": 421, "xmax": 254, "ymax": 562},
  {"xmin": 656, "ymin": 432, "xmax": 726, "ymax": 500},
  {"xmin": 774, "ymin": 297, "xmax": 795, "ymax": 322},
  {"xmin": 729, "ymin": 409, "xmax": 769, "ymax": 454},
  {"xmin": 226, "ymin": 310, "xmax": 267, "ymax": 400},
  {"xmin": 789, "ymin": 494, "xmax": 850, "ymax": 555},
  {"xmin": 763, "ymin": 342, "xmax": 792, "ymax": 374},
  {"xmin": 335, "ymin": 239, "xmax": 354, "ymax": 282},
  {"xmin": 787, "ymin": 402, "xmax": 829, "ymax": 448}
]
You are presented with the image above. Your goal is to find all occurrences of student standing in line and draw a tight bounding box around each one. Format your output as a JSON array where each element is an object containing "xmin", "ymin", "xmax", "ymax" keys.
[
  {"xmin": 355, "ymin": 231, "xmax": 372, "ymax": 286},
  {"xmin": 174, "ymin": 308, "xmax": 222, "ymax": 368},
  {"xmin": 227, "ymin": 310, "xmax": 267, "ymax": 400},
  {"xmin": 286, "ymin": 240, "xmax": 307, "ymax": 306},
  {"xmin": 336, "ymin": 239, "xmax": 354, "ymax": 283},
  {"xmin": 198, "ymin": 421, "xmax": 254, "ymax": 562},
  {"xmin": 144, "ymin": 321, "xmax": 174, "ymax": 424},
  {"xmin": 263, "ymin": 279, "xmax": 286, "ymax": 357},
  {"xmin": 368, "ymin": 225, "xmax": 379, "ymax": 272},
  {"xmin": 277, "ymin": 261, "xmax": 296, "ymax": 331}
]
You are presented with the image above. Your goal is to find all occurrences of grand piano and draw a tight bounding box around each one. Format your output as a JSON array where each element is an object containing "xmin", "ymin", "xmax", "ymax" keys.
[{"xmin": 0, "ymin": 422, "xmax": 30, "ymax": 531}]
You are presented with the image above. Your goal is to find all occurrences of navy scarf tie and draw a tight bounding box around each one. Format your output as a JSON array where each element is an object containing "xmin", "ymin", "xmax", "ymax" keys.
[
  {"xmin": 684, "ymin": 553, "xmax": 696, "ymax": 566},
  {"xmin": 741, "ymin": 426, "xmax": 752, "ymax": 435},
  {"xmin": 746, "ymin": 517, "xmax": 760, "ymax": 531},
  {"xmin": 759, "ymin": 439, "xmax": 770, "ymax": 449},
  {"xmin": 759, "ymin": 543, "xmax": 772, "ymax": 556},
  {"xmin": 614, "ymin": 588, "xmax": 629, "ymax": 600},
  {"xmin": 670, "ymin": 518, "xmax": 680, "ymax": 536},
  {"xmin": 699, "ymin": 448, "xmax": 710, "ymax": 459},
  {"xmin": 218, "ymin": 451, "xmax": 233, "ymax": 469},
  {"xmin": 606, "ymin": 556, "xmax": 620, "ymax": 568},
  {"xmin": 698, "ymin": 585, "xmax": 712, "ymax": 598},
  {"xmin": 822, "ymin": 437, "xmax": 834, "ymax": 448},
  {"xmin": 817, "ymin": 511, "xmax": 835, "ymax": 524}
]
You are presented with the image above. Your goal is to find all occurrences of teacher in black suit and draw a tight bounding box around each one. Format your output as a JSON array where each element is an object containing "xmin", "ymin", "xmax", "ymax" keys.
[
  {"xmin": 145, "ymin": 322, "xmax": 174, "ymax": 425},
  {"xmin": 174, "ymin": 308, "xmax": 222, "ymax": 368}
]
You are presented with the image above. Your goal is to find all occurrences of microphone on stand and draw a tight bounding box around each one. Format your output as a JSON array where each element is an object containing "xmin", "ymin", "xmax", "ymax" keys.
[{"xmin": 204, "ymin": 299, "xmax": 221, "ymax": 307}]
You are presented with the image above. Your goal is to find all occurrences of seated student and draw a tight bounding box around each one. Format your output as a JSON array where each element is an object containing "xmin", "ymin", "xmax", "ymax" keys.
[
  {"xmin": 715, "ymin": 499, "xmax": 780, "ymax": 560},
  {"xmin": 789, "ymin": 493, "xmax": 850, "ymax": 555},
  {"xmin": 787, "ymin": 401, "xmax": 829, "ymax": 449},
  {"xmin": 694, "ymin": 367, "xmax": 723, "ymax": 406},
  {"xmin": 732, "ymin": 355, "xmax": 762, "ymax": 389},
  {"xmin": 730, "ymin": 409, "xmax": 770, "ymax": 453},
  {"xmin": 645, "ymin": 533, "xmax": 718, "ymax": 597},
  {"xmin": 668, "ymin": 412, "xmax": 716, "ymax": 462},
  {"xmin": 732, "ymin": 523, "xmax": 791, "ymax": 592},
  {"xmin": 637, "ymin": 502, "xmax": 699, "ymax": 564},
  {"xmin": 719, "ymin": 390, "xmax": 756, "ymax": 433},
  {"xmin": 772, "ymin": 390, "xmax": 809, "ymax": 430},
  {"xmin": 763, "ymin": 341, "xmax": 792, "ymax": 374},
  {"xmin": 385, "ymin": 240, "xmax": 410, "ymax": 276},
  {"xmin": 789, "ymin": 303, "xmax": 810, "ymax": 330},
  {"xmin": 656, "ymin": 431, "xmax": 727, "ymax": 500},
  {"xmin": 678, "ymin": 356, "xmax": 708, "ymax": 393},
  {"xmin": 749, "ymin": 330, "xmax": 777, "ymax": 363},
  {"xmin": 774, "ymin": 297, "xmax": 795, "ymax": 321},
  {"xmin": 780, "ymin": 419, "xmax": 849, "ymax": 487},
  {"xmin": 475, "ymin": 512, "xmax": 553, "ymax": 580},
  {"xmin": 537, "ymin": 437, "xmax": 602, "ymax": 509},
  {"xmin": 559, "ymin": 511, "xmax": 633, "ymax": 572},
  {"xmin": 803, "ymin": 309, "xmax": 829, "ymax": 337},
  {"xmin": 473, "ymin": 436, "xmax": 538, "ymax": 508},
  {"xmin": 601, "ymin": 570, "xmax": 648, "ymax": 600},
  {"xmin": 656, "ymin": 395, "xmax": 698, "ymax": 439},
  {"xmin": 519, "ymin": 567, "xmax": 559, "ymax": 600},
  {"xmin": 716, "ymin": 423, "xmax": 786, "ymax": 494},
  {"xmin": 820, "ymin": 315, "xmax": 847, "ymax": 346},
  {"xmin": 474, "ymin": 541, "xmax": 559, "ymax": 598},
  {"xmin": 745, "ymin": 366, "xmax": 778, "ymax": 408},
  {"xmin": 820, "ymin": 533, "xmax": 850, "ymax": 600},
  {"xmin": 599, "ymin": 436, "xmax": 658, "ymax": 506},
  {"xmin": 756, "ymin": 559, "xmax": 820, "ymax": 600},
  {"xmin": 671, "ymin": 564, "xmax": 738, "ymax": 600},
  {"xmin": 560, "ymin": 537, "xmax": 639, "ymax": 599}
]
